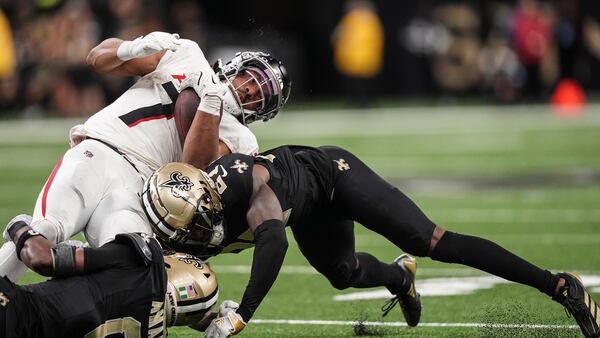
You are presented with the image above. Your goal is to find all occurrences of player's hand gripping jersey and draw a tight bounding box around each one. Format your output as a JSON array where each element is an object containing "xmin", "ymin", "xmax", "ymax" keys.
[{"xmin": 70, "ymin": 39, "xmax": 258, "ymax": 178}]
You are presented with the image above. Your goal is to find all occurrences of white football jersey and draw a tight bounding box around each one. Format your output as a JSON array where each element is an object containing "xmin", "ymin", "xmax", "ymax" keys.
[{"xmin": 70, "ymin": 39, "xmax": 258, "ymax": 178}]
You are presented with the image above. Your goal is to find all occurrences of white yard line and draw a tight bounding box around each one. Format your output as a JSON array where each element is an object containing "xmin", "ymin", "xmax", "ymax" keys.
[
  {"xmin": 250, "ymin": 319, "xmax": 579, "ymax": 330},
  {"xmin": 213, "ymin": 265, "xmax": 600, "ymax": 277}
]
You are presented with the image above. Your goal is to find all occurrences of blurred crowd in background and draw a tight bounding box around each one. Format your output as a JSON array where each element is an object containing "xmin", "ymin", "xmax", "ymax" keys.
[{"xmin": 0, "ymin": 0, "xmax": 599, "ymax": 117}]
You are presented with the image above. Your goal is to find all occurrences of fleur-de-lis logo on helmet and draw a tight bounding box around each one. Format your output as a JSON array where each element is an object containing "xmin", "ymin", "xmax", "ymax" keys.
[
  {"xmin": 178, "ymin": 253, "xmax": 205, "ymax": 269},
  {"xmin": 160, "ymin": 171, "xmax": 193, "ymax": 197},
  {"xmin": 141, "ymin": 163, "xmax": 225, "ymax": 251}
]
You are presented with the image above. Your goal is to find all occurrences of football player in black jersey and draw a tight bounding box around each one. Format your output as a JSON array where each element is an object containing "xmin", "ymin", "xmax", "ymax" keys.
[
  {"xmin": 0, "ymin": 216, "xmax": 220, "ymax": 337},
  {"xmin": 142, "ymin": 145, "xmax": 600, "ymax": 338}
]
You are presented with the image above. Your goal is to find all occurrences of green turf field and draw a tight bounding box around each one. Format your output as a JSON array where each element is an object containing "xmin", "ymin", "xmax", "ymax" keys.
[{"xmin": 1, "ymin": 105, "xmax": 599, "ymax": 337}]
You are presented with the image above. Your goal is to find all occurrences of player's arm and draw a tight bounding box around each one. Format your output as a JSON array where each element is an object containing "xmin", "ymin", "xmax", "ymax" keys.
[
  {"xmin": 174, "ymin": 89, "xmax": 232, "ymax": 160},
  {"xmin": 180, "ymin": 72, "xmax": 229, "ymax": 169},
  {"xmin": 181, "ymin": 111, "xmax": 221, "ymax": 169},
  {"xmin": 10, "ymin": 225, "xmax": 84, "ymax": 277},
  {"xmin": 239, "ymin": 164, "xmax": 288, "ymax": 320},
  {"xmin": 206, "ymin": 165, "xmax": 288, "ymax": 337},
  {"xmin": 11, "ymin": 225, "xmax": 143, "ymax": 277},
  {"xmin": 86, "ymin": 32, "xmax": 180, "ymax": 77}
]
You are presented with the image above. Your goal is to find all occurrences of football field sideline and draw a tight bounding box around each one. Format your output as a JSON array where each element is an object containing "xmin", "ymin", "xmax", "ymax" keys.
[{"xmin": 214, "ymin": 265, "xmax": 600, "ymax": 277}]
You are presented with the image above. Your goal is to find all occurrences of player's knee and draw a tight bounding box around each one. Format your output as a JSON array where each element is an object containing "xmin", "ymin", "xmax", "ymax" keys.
[
  {"xmin": 325, "ymin": 260, "xmax": 356, "ymax": 290},
  {"xmin": 398, "ymin": 232, "xmax": 432, "ymax": 258},
  {"xmin": 429, "ymin": 231, "xmax": 465, "ymax": 263},
  {"xmin": 31, "ymin": 219, "xmax": 64, "ymax": 245}
]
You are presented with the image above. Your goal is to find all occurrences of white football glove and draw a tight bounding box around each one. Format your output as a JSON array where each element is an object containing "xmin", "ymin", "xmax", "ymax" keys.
[
  {"xmin": 3, "ymin": 214, "xmax": 32, "ymax": 242},
  {"xmin": 181, "ymin": 71, "xmax": 228, "ymax": 117},
  {"xmin": 205, "ymin": 300, "xmax": 247, "ymax": 338},
  {"xmin": 117, "ymin": 31, "xmax": 181, "ymax": 61}
]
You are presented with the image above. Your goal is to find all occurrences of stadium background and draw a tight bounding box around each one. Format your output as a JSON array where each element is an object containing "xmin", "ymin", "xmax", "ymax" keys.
[{"xmin": 1, "ymin": 0, "xmax": 600, "ymax": 337}]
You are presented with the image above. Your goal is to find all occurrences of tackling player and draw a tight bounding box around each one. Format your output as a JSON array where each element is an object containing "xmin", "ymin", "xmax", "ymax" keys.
[
  {"xmin": 0, "ymin": 31, "xmax": 291, "ymax": 283},
  {"xmin": 0, "ymin": 219, "xmax": 221, "ymax": 337},
  {"xmin": 143, "ymin": 146, "xmax": 600, "ymax": 338}
]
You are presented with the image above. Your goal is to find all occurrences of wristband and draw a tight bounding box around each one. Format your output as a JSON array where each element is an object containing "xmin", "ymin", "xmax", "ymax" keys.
[
  {"xmin": 7, "ymin": 220, "xmax": 30, "ymax": 242},
  {"xmin": 51, "ymin": 244, "xmax": 77, "ymax": 277},
  {"xmin": 15, "ymin": 230, "xmax": 46, "ymax": 261}
]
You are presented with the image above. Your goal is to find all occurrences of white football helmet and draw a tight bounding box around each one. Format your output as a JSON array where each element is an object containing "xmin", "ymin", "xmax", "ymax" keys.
[
  {"xmin": 215, "ymin": 51, "xmax": 291, "ymax": 124},
  {"xmin": 141, "ymin": 162, "xmax": 224, "ymax": 248},
  {"xmin": 164, "ymin": 252, "xmax": 219, "ymax": 326}
]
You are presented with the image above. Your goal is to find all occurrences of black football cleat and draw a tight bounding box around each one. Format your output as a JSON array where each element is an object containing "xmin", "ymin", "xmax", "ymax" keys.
[
  {"xmin": 381, "ymin": 254, "xmax": 421, "ymax": 327},
  {"xmin": 553, "ymin": 272, "xmax": 600, "ymax": 338}
]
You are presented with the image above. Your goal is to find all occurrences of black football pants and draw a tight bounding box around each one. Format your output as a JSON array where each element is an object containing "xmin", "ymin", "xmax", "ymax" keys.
[{"xmin": 290, "ymin": 146, "xmax": 436, "ymax": 291}]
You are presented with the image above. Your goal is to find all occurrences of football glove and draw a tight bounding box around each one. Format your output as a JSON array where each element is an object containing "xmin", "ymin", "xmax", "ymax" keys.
[
  {"xmin": 181, "ymin": 71, "xmax": 227, "ymax": 117},
  {"xmin": 3, "ymin": 214, "xmax": 32, "ymax": 242},
  {"xmin": 117, "ymin": 31, "xmax": 181, "ymax": 61},
  {"xmin": 205, "ymin": 300, "xmax": 246, "ymax": 337}
]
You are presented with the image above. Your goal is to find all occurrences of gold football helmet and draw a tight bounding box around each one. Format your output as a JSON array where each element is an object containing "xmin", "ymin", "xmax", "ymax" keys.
[
  {"xmin": 164, "ymin": 252, "xmax": 219, "ymax": 326},
  {"xmin": 141, "ymin": 162, "xmax": 224, "ymax": 247}
]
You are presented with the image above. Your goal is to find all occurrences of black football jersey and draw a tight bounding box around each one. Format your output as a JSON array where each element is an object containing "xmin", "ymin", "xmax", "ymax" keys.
[
  {"xmin": 197, "ymin": 146, "xmax": 335, "ymax": 259},
  {"xmin": 4, "ymin": 238, "xmax": 166, "ymax": 338}
]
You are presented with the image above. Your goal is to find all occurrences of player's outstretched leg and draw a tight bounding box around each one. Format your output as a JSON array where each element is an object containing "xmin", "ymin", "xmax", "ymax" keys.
[
  {"xmin": 430, "ymin": 228, "xmax": 600, "ymax": 338},
  {"xmin": 381, "ymin": 254, "xmax": 421, "ymax": 327},
  {"xmin": 553, "ymin": 272, "xmax": 600, "ymax": 338}
]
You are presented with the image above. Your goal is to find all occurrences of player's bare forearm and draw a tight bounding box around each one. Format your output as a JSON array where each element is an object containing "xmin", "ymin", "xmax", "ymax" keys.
[
  {"xmin": 86, "ymin": 38, "xmax": 125, "ymax": 73},
  {"xmin": 14, "ymin": 227, "xmax": 84, "ymax": 277},
  {"xmin": 86, "ymin": 38, "xmax": 163, "ymax": 76},
  {"xmin": 246, "ymin": 166, "xmax": 283, "ymax": 232},
  {"xmin": 182, "ymin": 111, "xmax": 220, "ymax": 169}
]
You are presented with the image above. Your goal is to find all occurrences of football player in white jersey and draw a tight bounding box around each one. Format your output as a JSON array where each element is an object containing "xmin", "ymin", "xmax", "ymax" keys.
[{"xmin": 0, "ymin": 31, "xmax": 292, "ymax": 282}]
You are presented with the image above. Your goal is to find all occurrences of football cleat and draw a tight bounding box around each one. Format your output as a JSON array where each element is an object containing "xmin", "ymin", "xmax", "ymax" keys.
[
  {"xmin": 553, "ymin": 272, "xmax": 600, "ymax": 338},
  {"xmin": 381, "ymin": 254, "xmax": 421, "ymax": 327}
]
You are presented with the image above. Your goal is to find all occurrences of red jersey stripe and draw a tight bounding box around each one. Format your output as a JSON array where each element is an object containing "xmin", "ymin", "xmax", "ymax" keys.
[{"xmin": 41, "ymin": 157, "xmax": 63, "ymax": 217}]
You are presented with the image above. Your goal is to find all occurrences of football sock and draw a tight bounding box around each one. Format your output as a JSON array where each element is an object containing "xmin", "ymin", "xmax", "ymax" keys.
[
  {"xmin": 430, "ymin": 231, "xmax": 559, "ymax": 297},
  {"xmin": 351, "ymin": 252, "xmax": 406, "ymax": 294}
]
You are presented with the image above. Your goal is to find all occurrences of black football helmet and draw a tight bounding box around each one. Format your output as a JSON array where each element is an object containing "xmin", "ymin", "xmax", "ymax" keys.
[{"xmin": 215, "ymin": 51, "xmax": 291, "ymax": 124}]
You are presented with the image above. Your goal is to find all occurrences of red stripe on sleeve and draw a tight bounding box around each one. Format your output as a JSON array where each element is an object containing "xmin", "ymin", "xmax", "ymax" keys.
[{"xmin": 41, "ymin": 157, "xmax": 63, "ymax": 217}]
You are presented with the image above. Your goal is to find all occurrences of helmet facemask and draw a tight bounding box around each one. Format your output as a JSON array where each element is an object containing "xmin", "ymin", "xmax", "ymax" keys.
[
  {"xmin": 167, "ymin": 186, "xmax": 224, "ymax": 247},
  {"xmin": 216, "ymin": 51, "xmax": 291, "ymax": 125}
]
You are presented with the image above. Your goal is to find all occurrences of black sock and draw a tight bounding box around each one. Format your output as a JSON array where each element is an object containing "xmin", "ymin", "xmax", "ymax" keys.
[
  {"xmin": 430, "ymin": 231, "xmax": 559, "ymax": 297},
  {"xmin": 350, "ymin": 252, "xmax": 406, "ymax": 294}
]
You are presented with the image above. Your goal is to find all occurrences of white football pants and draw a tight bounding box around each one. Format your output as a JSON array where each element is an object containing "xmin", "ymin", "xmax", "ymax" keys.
[{"xmin": 0, "ymin": 139, "xmax": 152, "ymax": 282}]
